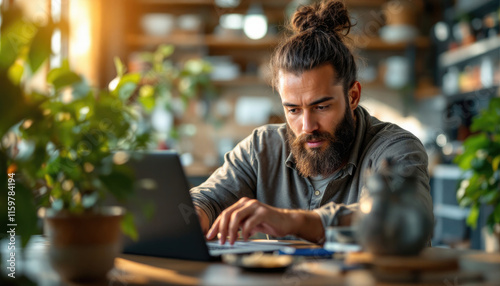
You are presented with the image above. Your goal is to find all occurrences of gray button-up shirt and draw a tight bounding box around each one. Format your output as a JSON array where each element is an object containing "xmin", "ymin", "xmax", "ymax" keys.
[{"xmin": 190, "ymin": 106, "xmax": 434, "ymax": 234}]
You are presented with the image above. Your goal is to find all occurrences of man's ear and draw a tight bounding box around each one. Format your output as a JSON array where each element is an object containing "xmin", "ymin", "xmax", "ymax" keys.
[{"xmin": 348, "ymin": 81, "xmax": 361, "ymax": 111}]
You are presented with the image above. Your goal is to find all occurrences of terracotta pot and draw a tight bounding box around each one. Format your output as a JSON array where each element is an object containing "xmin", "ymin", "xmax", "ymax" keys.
[{"xmin": 44, "ymin": 207, "xmax": 124, "ymax": 282}]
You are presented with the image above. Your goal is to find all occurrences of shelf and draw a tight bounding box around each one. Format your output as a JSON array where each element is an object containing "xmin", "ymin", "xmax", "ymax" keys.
[
  {"xmin": 444, "ymin": 85, "xmax": 499, "ymax": 103},
  {"xmin": 351, "ymin": 35, "xmax": 430, "ymax": 50},
  {"xmin": 205, "ymin": 35, "xmax": 278, "ymax": 49},
  {"xmin": 454, "ymin": 0, "xmax": 499, "ymax": 19},
  {"xmin": 126, "ymin": 34, "xmax": 279, "ymax": 49},
  {"xmin": 140, "ymin": 0, "xmax": 291, "ymax": 6},
  {"xmin": 126, "ymin": 34, "xmax": 204, "ymax": 47},
  {"xmin": 213, "ymin": 76, "xmax": 269, "ymax": 87},
  {"xmin": 127, "ymin": 33, "xmax": 430, "ymax": 51},
  {"xmin": 439, "ymin": 36, "xmax": 500, "ymax": 68},
  {"xmin": 139, "ymin": 0, "xmax": 386, "ymax": 8}
]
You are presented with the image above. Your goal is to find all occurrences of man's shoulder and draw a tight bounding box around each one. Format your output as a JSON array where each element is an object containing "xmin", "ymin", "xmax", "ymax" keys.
[
  {"xmin": 362, "ymin": 110, "xmax": 418, "ymax": 141},
  {"xmin": 249, "ymin": 124, "xmax": 288, "ymax": 151},
  {"xmin": 253, "ymin": 124, "xmax": 287, "ymax": 135},
  {"xmin": 360, "ymin": 108, "xmax": 424, "ymax": 151}
]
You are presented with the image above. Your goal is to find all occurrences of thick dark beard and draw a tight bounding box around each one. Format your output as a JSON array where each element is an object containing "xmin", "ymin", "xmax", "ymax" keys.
[{"xmin": 287, "ymin": 108, "xmax": 356, "ymax": 178}]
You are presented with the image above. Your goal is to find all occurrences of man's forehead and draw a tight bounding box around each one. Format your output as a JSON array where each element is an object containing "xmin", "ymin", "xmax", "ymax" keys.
[{"xmin": 277, "ymin": 65, "xmax": 340, "ymax": 88}]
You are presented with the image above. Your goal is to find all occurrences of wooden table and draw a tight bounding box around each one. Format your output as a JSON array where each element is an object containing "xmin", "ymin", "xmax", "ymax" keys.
[{"xmin": 13, "ymin": 236, "xmax": 500, "ymax": 285}]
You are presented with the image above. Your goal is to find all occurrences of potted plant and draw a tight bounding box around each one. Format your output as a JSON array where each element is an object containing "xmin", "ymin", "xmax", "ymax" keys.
[
  {"xmin": 0, "ymin": 4, "xmax": 214, "ymax": 282},
  {"xmin": 455, "ymin": 97, "xmax": 500, "ymax": 252},
  {"xmin": 0, "ymin": 12, "xmax": 151, "ymax": 280}
]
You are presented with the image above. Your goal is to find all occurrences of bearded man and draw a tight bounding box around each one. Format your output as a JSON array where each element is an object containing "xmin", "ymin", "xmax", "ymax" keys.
[{"xmin": 190, "ymin": 0, "xmax": 433, "ymax": 245}]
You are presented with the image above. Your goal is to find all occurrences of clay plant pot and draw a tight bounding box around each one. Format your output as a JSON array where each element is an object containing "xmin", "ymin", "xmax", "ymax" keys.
[{"xmin": 44, "ymin": 207, "xmax": 124, "ymax": 282}]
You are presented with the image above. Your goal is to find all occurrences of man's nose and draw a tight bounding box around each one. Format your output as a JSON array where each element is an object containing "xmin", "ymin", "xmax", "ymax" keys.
[{"xmin": 302, "ymin": 111, "xmax": 318, "ymax": 134}]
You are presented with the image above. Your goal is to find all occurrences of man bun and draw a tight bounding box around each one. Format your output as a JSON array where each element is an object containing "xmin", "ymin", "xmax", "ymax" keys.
[
  {"xmin": 291, "ymin": 0, "xmax": 353, "ymax": 37},
  {"xmin": 271, "ymin": 0, "xmax": 358, "ymax": 95}
]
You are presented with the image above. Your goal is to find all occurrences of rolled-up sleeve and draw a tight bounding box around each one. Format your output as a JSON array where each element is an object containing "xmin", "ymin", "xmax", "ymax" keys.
[
  {"xmin": 314, "ymin": 202, "xmax": 359, "ymax": 228},
  {"xmin": 190, "ymin": 133, "xmax": 258, "ymax": 227}
]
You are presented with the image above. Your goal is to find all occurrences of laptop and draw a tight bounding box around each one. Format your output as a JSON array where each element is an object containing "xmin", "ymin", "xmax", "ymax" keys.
[{"xmin": 118, "ymin": 151, "xmax": 286, "ymax": 261}]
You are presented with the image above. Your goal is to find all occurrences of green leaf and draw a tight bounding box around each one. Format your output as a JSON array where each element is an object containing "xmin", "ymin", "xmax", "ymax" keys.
[
  {"xmin": 139, "ymin": 84, "xmax": 155, "ymax": 98},
  {"xmin": 459, "ymin": 196, "xmax": 473, "ymax": 207},
  {"xmin": 463, "ymin": 133, "xmax": 490, "ymax": 151},
  {"xmin": 466, "ymin": 204, "xmax": 480, "ymax": 229},
  {"xmin": 454, "ymin": 152, "xmax": 475, "ymax": 170},
  {"xmin": 28, "ymin": 24, "xmax": 53, "ymax": 74},
  {"xmin": 493, "ymin": 156, "xmax": 500, "ymax": 172},
  {"xmin": 99, "ymin": 164, "xmax": 134, "ymax": 201},
  {"xmin": 139, "ymin": 96, "xmax": 156, "ymax": 113},
  {"xmin": 47, "ymin": 67, "xmax": 82, "ymax": 91},
  {"xmin": 480, "ymin": 189, "xmax": 499, "ymax": 204},
  {"xmin": 0, "ymin": 19, "xmax": 35, "ymax": 70},
  {"xmin": 156, "ymin": 44, "xmax": 174, "ymax": 58},
  {"xmin": 113, "ymin": 72, "xmax": 140, "ymax": 99},
  {"xmin": 494, "ymin": 203, "xmax": 500, "ymax": 223},
  {"xmin": 114, "ymin": 57, "xmax": 125, "ymax": 77},
  {"xmin": 0, "ymin": 70, "xmax": 33, "ymax": 135},
  {"xmin": 121, "ymin": 212, "xmax": 138, "ymax": 241},
  {"xmin": 7, "ymin": 60, "xmax": 24, "ymax": 84}
]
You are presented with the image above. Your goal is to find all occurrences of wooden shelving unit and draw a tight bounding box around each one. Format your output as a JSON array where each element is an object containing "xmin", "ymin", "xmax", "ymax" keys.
[
  {"xmin": 140, "ymin": 0, "xmax": 387, "ymax": 8},
  {"xmin": 439, "ymin": 36, "xmax": 500, "ymax": 68},
  {"xmin": 352, "ymin": 35, "xmax": 430, "ymax": 51},
  {"xmin": 213, "ymin": 75, "xmax": 269, "ymax": 87},
  {"xmin": 126, "ymin": 33, "xmax": 429, "ymax": 51}
]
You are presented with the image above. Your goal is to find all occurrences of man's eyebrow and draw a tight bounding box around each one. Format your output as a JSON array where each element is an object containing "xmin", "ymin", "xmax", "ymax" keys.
[{"xmin": 282, "ymin": 96, "xmax": 334, "ymax": 107}]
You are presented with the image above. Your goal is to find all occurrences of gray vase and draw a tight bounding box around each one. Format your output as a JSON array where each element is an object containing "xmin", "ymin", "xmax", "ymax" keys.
[{"xmin": 356, "ymin": 159, "xmax": 433, "ymax": 256}]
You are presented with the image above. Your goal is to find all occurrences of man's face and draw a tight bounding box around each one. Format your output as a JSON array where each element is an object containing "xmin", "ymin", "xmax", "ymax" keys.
[{"xmin": 278, "ymin": 64, "xmax": 359, "ymax": 177}]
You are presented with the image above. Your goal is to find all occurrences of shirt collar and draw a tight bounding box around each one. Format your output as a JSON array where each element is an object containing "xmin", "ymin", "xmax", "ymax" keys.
[{"xmin": 285, "ymin": 106, "xmax": 368, "ymax": 176}]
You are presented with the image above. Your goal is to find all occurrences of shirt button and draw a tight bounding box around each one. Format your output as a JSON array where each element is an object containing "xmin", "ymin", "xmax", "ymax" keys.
[{"xmin": 314, "ymin": 190, "xmax": 320, "ymax": 196}]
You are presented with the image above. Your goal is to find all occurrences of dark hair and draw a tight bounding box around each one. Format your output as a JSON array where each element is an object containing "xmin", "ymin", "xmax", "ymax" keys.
[{"xmin": 271, "ymin": 0, "xmax": 357, "ymax": 97}]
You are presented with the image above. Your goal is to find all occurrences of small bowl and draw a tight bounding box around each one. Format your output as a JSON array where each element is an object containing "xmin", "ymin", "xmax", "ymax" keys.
[
  {"xmin": 222, "ymin": 252, "xmax": 293, "ymax": 272},
  {"xmin": 140, "ymin": 13, "xmax": 175, "ymax": 36}
]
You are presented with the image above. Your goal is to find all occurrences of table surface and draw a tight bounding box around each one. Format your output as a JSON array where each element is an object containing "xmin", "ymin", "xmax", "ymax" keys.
[{"xmin": 9, "ymin": 236, "xmax": 500, "ymax": 286}]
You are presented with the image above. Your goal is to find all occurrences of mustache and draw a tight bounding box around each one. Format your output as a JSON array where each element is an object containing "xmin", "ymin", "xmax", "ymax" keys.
[{"xmin": 292, "ymin": 131, "xmax": 335, "ymax": 145}]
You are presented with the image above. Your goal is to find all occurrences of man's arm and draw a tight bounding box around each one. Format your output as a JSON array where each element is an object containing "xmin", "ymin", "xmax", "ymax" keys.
[
  {"xmin": 195, "ymin": 206, "xmax": 210, "ymax": 234},
  {"xmin": 190, "ymin": 132, "xmax": 258, "ymax": 229}
]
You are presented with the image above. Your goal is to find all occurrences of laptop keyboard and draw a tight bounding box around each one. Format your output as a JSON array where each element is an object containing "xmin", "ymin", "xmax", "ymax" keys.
[{"xmin": 207, "ymin": 244, "xmax": 237, "ymax": 250}]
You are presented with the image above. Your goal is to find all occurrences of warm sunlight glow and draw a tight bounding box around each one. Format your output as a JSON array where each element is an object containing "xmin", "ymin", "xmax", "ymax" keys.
[
  {"xmin": 70, "ymin": 2, "xmax": 91, "ymax": 57},
  {"xmin": 68, "ymin": 0, "xmax": 99, "ymax": 85},
  {"xmin": 50, "ymin": 28, "xmax": 61, "ymax": 68}
]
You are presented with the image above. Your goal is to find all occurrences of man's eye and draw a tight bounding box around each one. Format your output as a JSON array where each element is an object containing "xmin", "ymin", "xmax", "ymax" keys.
[
  {"xmin": 288, "ymin": 108, "xmax": 300, "ymax": 114},
  {"xmin": 316, "ymin": 105, "xmax": 330, "ymax": 110}
]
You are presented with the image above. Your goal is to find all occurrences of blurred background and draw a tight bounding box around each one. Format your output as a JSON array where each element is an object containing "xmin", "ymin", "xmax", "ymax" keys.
[{"xmin": 1, "ymin": 0, "xmax": 499, "ymax": 251}]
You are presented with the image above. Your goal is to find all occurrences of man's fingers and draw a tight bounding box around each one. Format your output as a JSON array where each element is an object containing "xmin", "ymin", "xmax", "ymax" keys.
[
  {"xmin": 228, "ymin": 204, "xmax": 257, "ymax": 244},
  {"xmin": 206, "ymin": 197, "xmax": 251, "ymax": 242},
  {"xmin": 206, "ymin": 215, "xmax": 221, "ymax": 240},
  {"xmin": 241, "ymin": 212, "xmax": 263, "ymax": 241},
  {"xmin": 217, "ymin": 198, "xmax": 253, "ymax": 245}
]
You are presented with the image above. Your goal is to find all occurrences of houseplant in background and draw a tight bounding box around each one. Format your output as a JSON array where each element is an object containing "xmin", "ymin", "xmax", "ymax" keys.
[
  {"xmin": 114, "ymin": 44, "xmax": 216, "ymax": 150},
  {"xmin": 455, "ymin": 97, "xmax": 500, "ymax": 252}
]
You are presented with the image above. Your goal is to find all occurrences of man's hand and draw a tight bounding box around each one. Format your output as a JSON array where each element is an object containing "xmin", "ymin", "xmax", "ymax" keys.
[{"xmin": 206, "ymin": 197, "xmax": 325, "ymax": 245}]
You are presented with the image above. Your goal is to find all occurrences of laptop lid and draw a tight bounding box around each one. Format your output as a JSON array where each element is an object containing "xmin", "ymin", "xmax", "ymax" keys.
[{"xmin": 121, "ymin": 151, "xmax": 212, "ymax": 261}]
